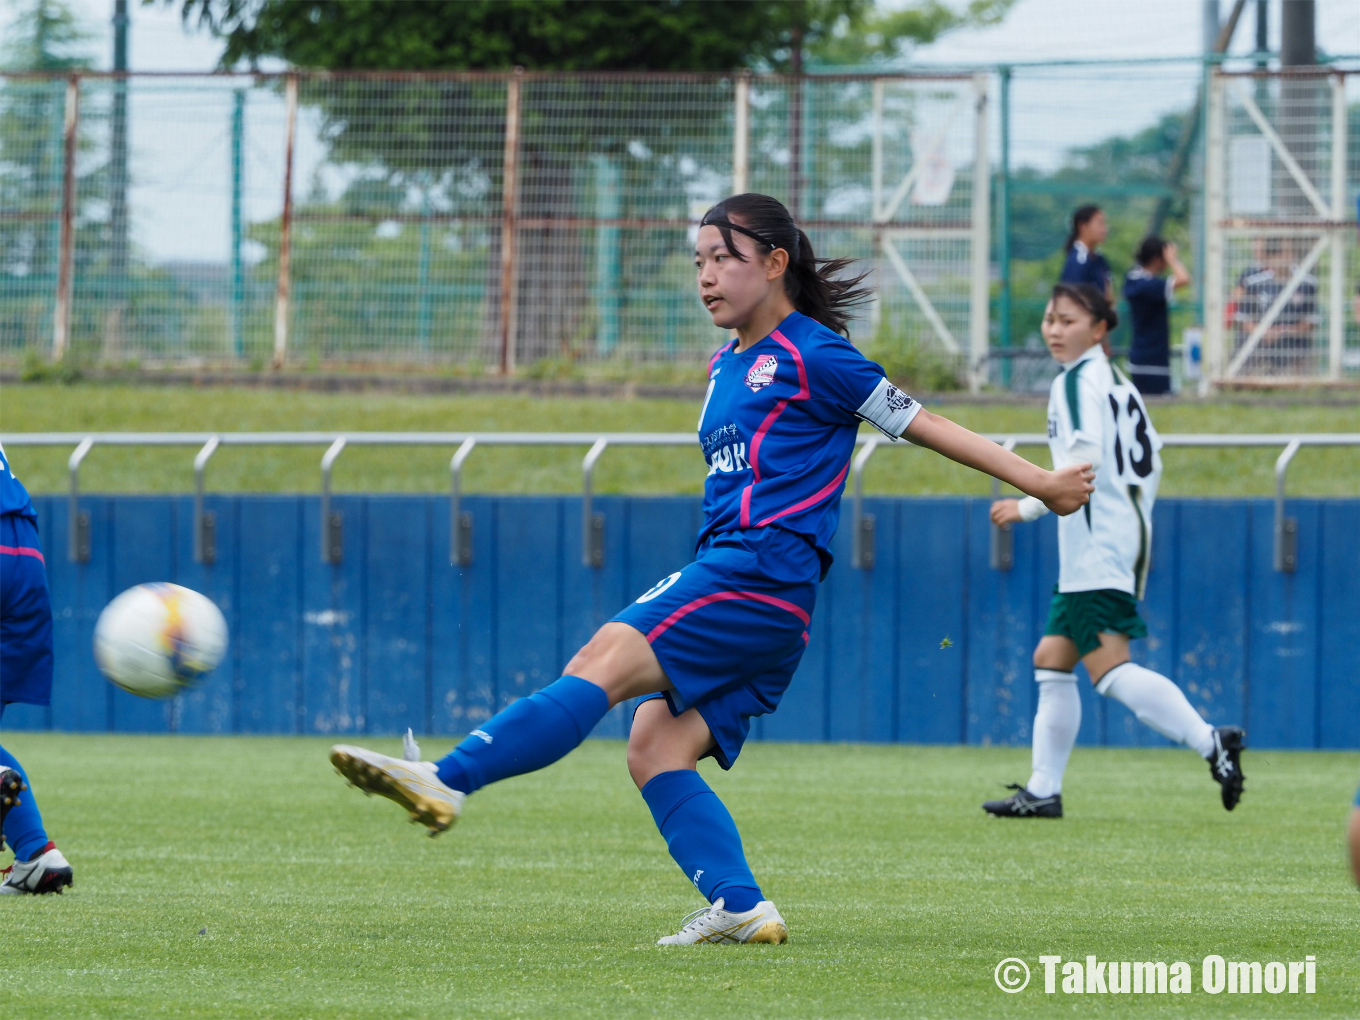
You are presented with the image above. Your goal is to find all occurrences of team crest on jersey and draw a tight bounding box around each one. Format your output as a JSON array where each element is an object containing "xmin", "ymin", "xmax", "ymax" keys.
[{"xmin": 745, "ymin": 354, "xmax": 778, "ymax": 391}]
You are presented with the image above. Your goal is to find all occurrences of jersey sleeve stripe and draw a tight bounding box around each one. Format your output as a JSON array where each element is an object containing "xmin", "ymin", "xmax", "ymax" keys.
[
  {"xmin": 769, "ymin": 330, "xmax": 810, "ymax": 399},
  {"xmin": 754, "ymin": 460, "xmax": 851, "ymax": 528},
  {"xmin": 1064, "ymin": 360, "xmax": 1086, "ymax": 431},
  {"xmin": 739, "ymin": 484, "xmax": 753, "ymax": 528},
  {"xmin": 707, "ymin": 340, "xmax": 734, "ymax": 376},
  {"xmin": 645, "ymin": 589, "xmax": 810, "ymax": 642},
  {"xmin": 0, "ymin": 545, "xmax": 44, "ymax": 563}
]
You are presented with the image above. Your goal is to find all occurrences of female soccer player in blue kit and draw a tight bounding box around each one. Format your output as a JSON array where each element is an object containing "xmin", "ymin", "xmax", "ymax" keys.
[
  {"xmin": 330, "ymin": 194, "xmax": 1094, "ymax": 944},
  {"xmin": 0, "ymin": 443, "xmax": 74, "ymax": 893}
]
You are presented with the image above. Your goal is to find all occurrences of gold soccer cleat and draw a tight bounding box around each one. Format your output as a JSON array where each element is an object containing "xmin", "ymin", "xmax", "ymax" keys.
[
  {"xmin": 656, "ymin": 898, "xmax": 789, "ymax": 945},
  {"xmin": 329, "ymin": 744, "xmax": 464, "ymax": 835}
]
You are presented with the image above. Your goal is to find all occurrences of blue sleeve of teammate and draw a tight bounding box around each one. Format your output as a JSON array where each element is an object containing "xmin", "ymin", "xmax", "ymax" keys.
[{"xmin": 805, "ymin": 338, "xmax": 921, "ymax": 439}]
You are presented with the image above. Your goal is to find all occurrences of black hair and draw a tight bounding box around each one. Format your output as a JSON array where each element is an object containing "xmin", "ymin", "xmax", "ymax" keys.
[
  {"xmin": 699, "ymin": 193, "xmax": 871, "ymax": 337},
  {"xmin": 1050, "ymin": 282, "xmax": 1118, "ymax": 331},
  {"xmin": 1135, "ymin": 235, "xmax": 1167, "ymax": 267},
  {"xmin": 1064, "ymin": 204, "xmax": 1103, "ymax": 252}
]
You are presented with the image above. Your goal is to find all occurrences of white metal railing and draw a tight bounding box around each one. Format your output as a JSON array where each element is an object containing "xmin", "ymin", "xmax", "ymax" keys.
[{"xmin": 3, "ymin": 431, "xmax": 1357, "ymax": 574}]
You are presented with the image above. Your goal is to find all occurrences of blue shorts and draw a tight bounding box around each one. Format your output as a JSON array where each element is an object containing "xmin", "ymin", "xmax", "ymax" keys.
[
  {"xmin": 1, "ymin": 514, "xmax": 54, "ymax": 708},
  {"xmin": 612, "ymin": 527, "xmax": 819, "ymax": 770}
]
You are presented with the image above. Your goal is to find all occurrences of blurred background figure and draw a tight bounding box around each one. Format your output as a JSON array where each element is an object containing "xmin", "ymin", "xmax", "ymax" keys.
[
  {"xmin": 1123, "ymin": 237, "xmax": 1191, "ymax": 395},
  {"xmin": 1230, "ymin": 238, "xmax": 1319, "ymax": 376},
  {"xmin": 1060, "ymin": 204, "xmax": 1113, "ymax": 302}
]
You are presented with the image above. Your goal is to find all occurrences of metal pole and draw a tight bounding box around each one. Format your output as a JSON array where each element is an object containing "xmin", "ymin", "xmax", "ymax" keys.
[
  {"xmin": 1203, "ymin": 0, "xmax": 1221, "ymax": 57},
  {"xmin": 498, "ymin": 69, "xmax": 522, "ymax": 375},
  {"xmin": 1202, "ymin": 70, "xmax": 1226, "ymax": 388},
  {"xmin": 319, "ymin": 437, "xmax": 346, "ymax": 563},
  {"xmin": 1327, "ymin": 73, "xmax": 1346, "ymax": 380},
  {"xmin": 850, "ymin": 435, "xmax": 881, "ymax": 569},
  {"xmin": 193, "ymin": 436, "xmax": 220, "ymax": 565},
  {"xmin": 733, "ymin": 72, "xmax": 749, "ymax": 195},
  {"xmin": 968, "ymin": 73, "xmax": 991, "ymax": 393},
  {"xmin": 230, "ymin": 89, "xmax": 245, "ymax": 359},
  {"xmin": 273, "ymin": 74, "xmax": 298, "ymax": 369},
  {"xmin": 997, "ymin": 66, "xmax": 1012, "ymax": 385},
  {"xmin": 1274, "ymin": 439, "xmax": 1301, "ymax": 572},
  {"xmin": 870, "ymin": 77, "xmax": 884, "ymax": 337},
  {"xmin": 52, "ymin": 75, "xmax": 79, "ymax": 362},
  {"xmin": 449, "ymin": 437, "xmax": 476, "ymax": 566},
  {"xmin": 581, "ymin": 438, "xmax": 608, "ymax": 568},
  {"xmin": 108, "ymin": 0, "xmax": 129, "ymax": 358},
  {"xmin": 67, "ymin": 436, "xmax": 93, "ymax": 563}
]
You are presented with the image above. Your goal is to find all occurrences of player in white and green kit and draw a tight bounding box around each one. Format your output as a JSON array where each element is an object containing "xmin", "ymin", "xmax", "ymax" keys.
[{"xmin": 983, "ymin": 283, "xmax": 1245, "ymax": 818}]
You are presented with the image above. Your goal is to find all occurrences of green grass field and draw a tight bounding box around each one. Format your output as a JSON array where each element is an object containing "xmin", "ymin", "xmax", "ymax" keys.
[
  {"xmin": 3, "ymin": 383, "xmax": 1360, "ymax": 500},
  {"xmin": 1, "ymin": 734, "xmax": 1357, "ymax": 1018}
]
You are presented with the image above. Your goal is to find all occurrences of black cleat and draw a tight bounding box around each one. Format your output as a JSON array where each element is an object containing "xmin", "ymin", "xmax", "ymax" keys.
[
  {"xmin": 0, "ymin": 767, "xmax": 26, "ymax": 854},
  {"xmin": 983, "ymin": 784, "xmax": 1063, "ymax": 818},
  {"xmin": 1207, "ymin": 726, "xmax": 1246, "ymax": 810}
]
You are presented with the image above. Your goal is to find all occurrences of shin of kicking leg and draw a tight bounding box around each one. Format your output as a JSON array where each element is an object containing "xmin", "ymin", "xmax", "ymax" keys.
[
  {"xmin": 1093, "ymin": 648, "xmax": 1215, "ymax": 758},
  {"xmin": 0, "ymin": 743, "xmax": 48, "ymax": 862},
  {"xmin": 632, "ymin": 702, "xmax": 763, "ymax": 913},
  {"xmin": 434, "ymin": 623, "xmax": 665, "ymax": 794}
]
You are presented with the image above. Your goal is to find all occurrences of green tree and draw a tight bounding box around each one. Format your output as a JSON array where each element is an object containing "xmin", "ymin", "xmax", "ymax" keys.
[{"xmin": 172, "ymin": 0, "xmax": 1014, "ymax": 73}]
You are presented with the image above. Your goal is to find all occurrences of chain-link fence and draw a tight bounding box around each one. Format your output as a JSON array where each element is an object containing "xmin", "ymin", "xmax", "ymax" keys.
[
  {"xmin": 0, "ymin": 69, "xmax": 990, "ymax": 380},
  {"xmin": 3, "ymin": 63, "xmax": 1357, "ymax": 388},
  {"xmin": 1205, "ymin": 66, "xmax": 1360, "ymax": 385}
]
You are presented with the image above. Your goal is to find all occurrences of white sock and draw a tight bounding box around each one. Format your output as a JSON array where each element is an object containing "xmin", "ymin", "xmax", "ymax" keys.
[
  {"xmin": 1096, "ymin": 662, "xmax": 1216, "ymax": 757},
  {"xmin": 1026, "ymin": 670, "xmax": 1081, "ymax": 798}
]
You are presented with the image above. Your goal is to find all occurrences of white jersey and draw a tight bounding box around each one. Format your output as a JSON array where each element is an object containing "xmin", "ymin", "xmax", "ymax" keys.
[{"xmin": 1045, "ymin": 346, "xmax": 1162, "ymax": 597}]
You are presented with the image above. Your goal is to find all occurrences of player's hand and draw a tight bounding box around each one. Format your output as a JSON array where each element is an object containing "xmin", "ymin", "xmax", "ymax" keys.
[
  {"xmin": 1164, "ymin": 242, "xmax": 1178, "ymax": 260},
  {"xmin": 1040, "ymin": 463, "xmax": 1094, "ymax": 516},
  {"xmin": 990, "ymin": 499, "xmax": 1023, "ymax": 526}
]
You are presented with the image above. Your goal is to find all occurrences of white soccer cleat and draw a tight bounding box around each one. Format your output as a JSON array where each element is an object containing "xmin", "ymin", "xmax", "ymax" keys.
[
  {"xmin": 656, "ymin": 897, "xmax": 789, "ymax": 945},
  {"xmin": 0, "ymin": 842, "xmax": 73, "ymax": 895},
  {"xmin": 329, "ymin": 744, "xmax": 464, "ymax": 836}
]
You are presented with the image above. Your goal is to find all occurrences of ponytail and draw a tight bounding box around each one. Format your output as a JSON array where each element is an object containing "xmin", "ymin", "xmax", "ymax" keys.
[
  {"xmin": 699, "ymin": 194, "xmax": 871, "ymax": 337},
  {"xmin": 1065, "ymin": 203, "xmax": 1102, "ymax": 253}
]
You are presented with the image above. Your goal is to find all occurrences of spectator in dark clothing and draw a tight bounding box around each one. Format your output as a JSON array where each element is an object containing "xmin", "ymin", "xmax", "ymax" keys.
[
  {"xmin": 1230, "ymin": 238, "xmax": 1319, "ymax": 375},
  {"xmin": 1059, "ymin": 205, "xmax": 1113, "ymax": 302},
  {"xmin": 1124, "ymin": 236, "xmax": 1191, "ymax": 395}
]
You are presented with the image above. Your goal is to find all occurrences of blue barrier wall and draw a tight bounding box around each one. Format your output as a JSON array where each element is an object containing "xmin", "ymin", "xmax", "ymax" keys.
[{"xmin": 5, "ymin": 494, "xmax": 1358, "ymax": 749}]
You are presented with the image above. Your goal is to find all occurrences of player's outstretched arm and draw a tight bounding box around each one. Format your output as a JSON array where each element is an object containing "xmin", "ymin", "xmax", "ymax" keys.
[{"xmin": 904, "ymin": 410, "xmax": 1093, "ymax": 516}]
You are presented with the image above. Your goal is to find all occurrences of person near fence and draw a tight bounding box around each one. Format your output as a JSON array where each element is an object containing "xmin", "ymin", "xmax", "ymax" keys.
[
  {"xmin": 327, "ymin": 193, "xmax": 1095, "ymax": 946},
  {"xmin": 984, "ymin": 284, "xmax": 1245, "ymax": 820},
  {"xmin": 1059, "ymin": 205, "xmax": 1114, "ymax": 302},
  {"xmin": 0, "ymin": 443, "xmax": 74, "ymax": 894},
  {"xmin": 1229, "ymin": 237, "xmax": 1319, "ymax": 376},
  {"xmin": 1123, "ymin": 236, "xmax": 1191, "ymax": 395}
]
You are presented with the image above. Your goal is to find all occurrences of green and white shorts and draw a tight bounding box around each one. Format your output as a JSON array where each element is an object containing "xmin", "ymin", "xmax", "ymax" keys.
[{"xmin": 1043, "ymin": 586, "xmax": 1148, "ymax": 657}]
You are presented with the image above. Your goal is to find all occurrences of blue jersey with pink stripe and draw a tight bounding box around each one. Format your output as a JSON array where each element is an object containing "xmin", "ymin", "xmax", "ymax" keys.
[
  {"xmin": 0, "ymin": 443, "xmax": 36, "ymax": 519},
  {"xmin": 696, "ymin": 311, "xmax": 920, "ymax": 567}
]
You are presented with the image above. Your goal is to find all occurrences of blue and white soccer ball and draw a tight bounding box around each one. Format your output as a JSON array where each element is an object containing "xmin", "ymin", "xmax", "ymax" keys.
[{"xmin": 93, "ymin": 583, "xmax": 228, "ymax": 699}]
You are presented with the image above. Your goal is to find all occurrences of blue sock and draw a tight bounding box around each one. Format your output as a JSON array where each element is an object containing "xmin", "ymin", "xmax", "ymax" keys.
[
  {"xmin": 641, "ymin": 769, "xmax": 763, "ymax": 913},
  {"xmin": 0, "ymin": 743, "xmax": 49, "ymax": 863},
  {"xmin": 435, "ymin": 676, "xmax": 610, "ymax": 794}
]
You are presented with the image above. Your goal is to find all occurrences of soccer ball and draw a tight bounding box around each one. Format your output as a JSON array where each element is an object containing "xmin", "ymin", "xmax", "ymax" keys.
[{"xmin": 93, "ymin": 583, "xmax": 229, "ymax": 699}]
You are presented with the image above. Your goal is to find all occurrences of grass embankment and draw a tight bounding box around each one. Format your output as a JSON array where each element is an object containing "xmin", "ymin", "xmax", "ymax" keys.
[
  {"xmin": 3, "ymin": 383, "xmax": 1359, "ymax": 497},
  {"xmin": 1, "ymin": 735, "xmax": 1357, "ymax": 1019}
]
